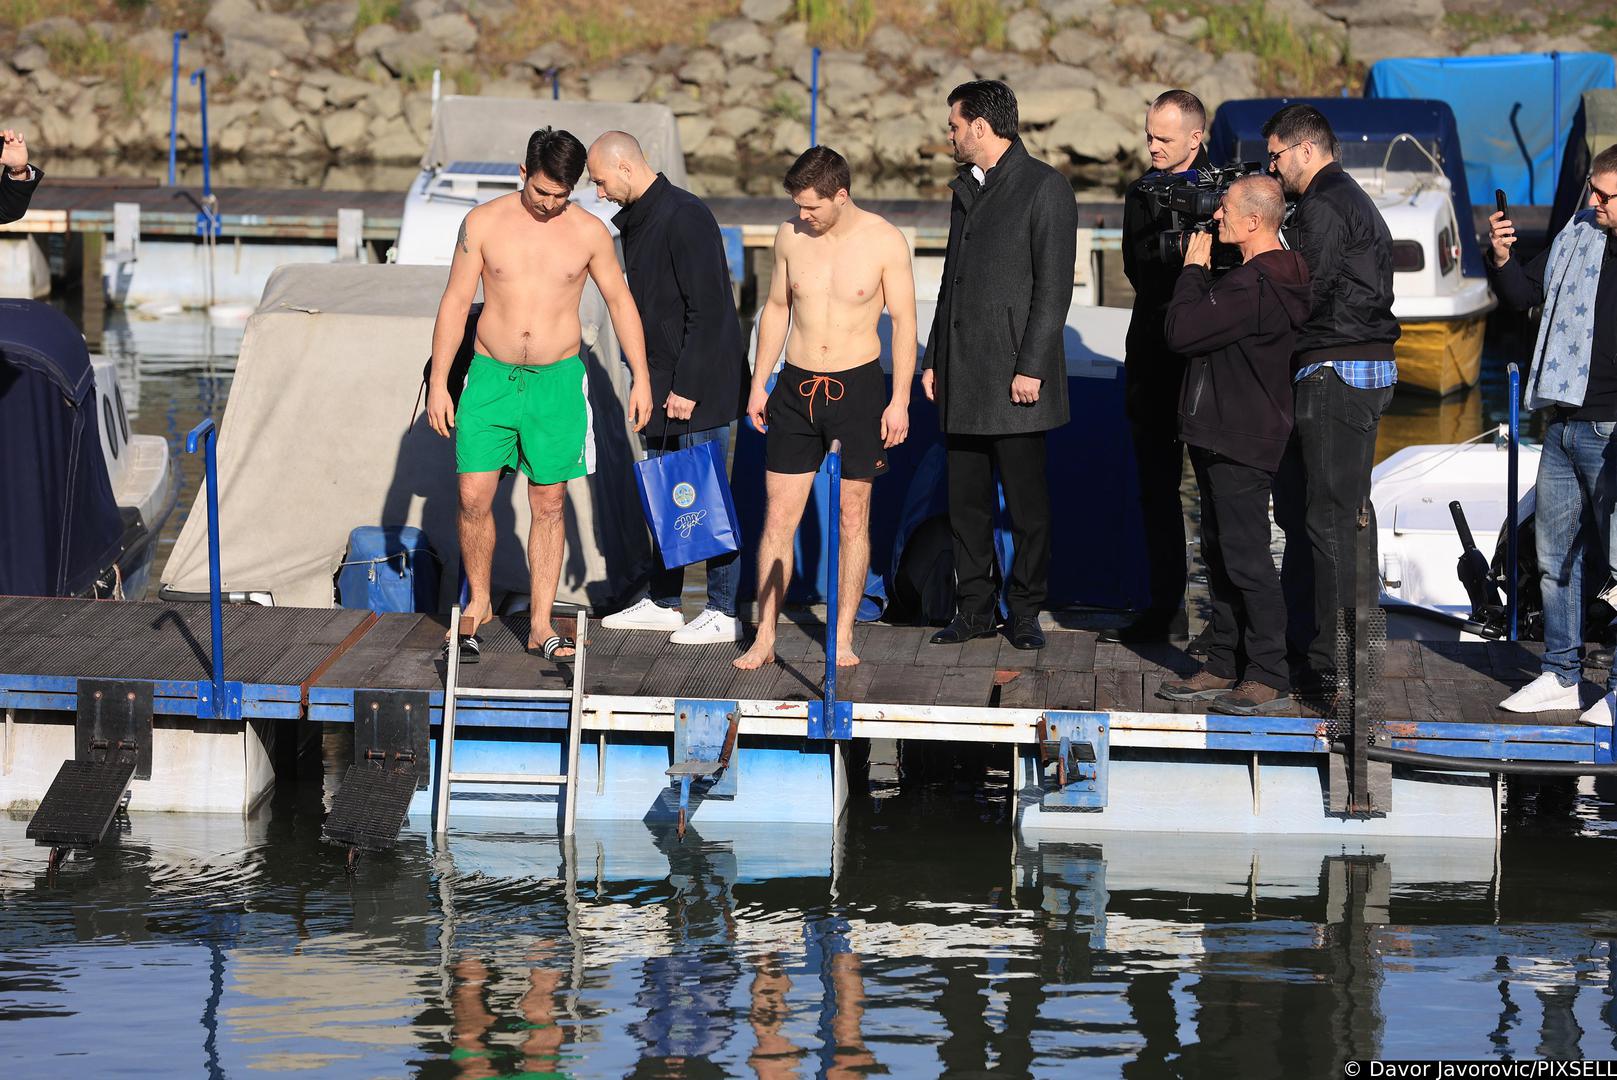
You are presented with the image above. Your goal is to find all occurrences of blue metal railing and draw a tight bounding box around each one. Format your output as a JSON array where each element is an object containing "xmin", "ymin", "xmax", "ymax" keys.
[
  {"xmin": 808, "ymin": 439, "xmax": 852, "ymax": 740},
  {"xmin": 167, "ymin": 30, "xmax": 187, "ymax": 186},
  {"xmin": 185, "ymin": 417, "xmax": 240, "ymax": 719},
  {"xmin": 1507, "ymin": 362, "xmax": 1521, "ymax": 641},
  {"xmin": 190, "ymin": 68, "xmax": 220, "ymax": 237},
  {"xmin": 809, "ymin": 47, "xmax": 820, "ymax": 147}
]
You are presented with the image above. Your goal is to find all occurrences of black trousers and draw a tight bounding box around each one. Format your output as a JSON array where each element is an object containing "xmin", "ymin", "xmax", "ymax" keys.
[
  {"xmin": 1191, "ymin": 448, "xmax": 1289, "ymax": 691},
  {"xmin": 1272, "ymin": 370, "xmax": 1394, "ymax": 677},
  {"xmin": 947, "ymin": 432, "xmax": 1050, "ymax": 619},
  {"xmin": 1128, "ymin": 412, "xmax": 1188, "ymax": 616}
]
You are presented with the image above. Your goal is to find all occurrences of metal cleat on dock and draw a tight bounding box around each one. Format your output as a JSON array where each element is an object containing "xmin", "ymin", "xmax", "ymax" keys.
[
  {"xmin": 27, "ymin": 680, "xmax": 154, "ymax": 874},
  {"xmin": 322, "ymin": 689, "xmax": 430, "ymax": 871},
  {"xmin": 667, "ymin": 699, "xmax": 741, "ymax": 840},
  {"xmin": 1036, "ymin": 712, "xmax": 1109, "ymax": 810}
]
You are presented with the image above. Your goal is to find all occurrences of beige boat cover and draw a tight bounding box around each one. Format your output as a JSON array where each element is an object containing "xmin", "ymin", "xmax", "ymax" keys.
[
  {"xmin": 162, "ymin": 263, "xmax": 651, "ymax": 610},
  {"xmin": 422, "ymin": 97, "xmax": 687, "ymax": 187}
]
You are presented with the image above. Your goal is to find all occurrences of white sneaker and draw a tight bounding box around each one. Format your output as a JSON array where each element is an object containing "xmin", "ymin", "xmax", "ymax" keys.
[
  {"xmin": 670, "ymin": 609, "xmax": 740, "ymax": 644},
  {"xmin": 1498, "ymin": 672, "xmax": 1581, "ymax": 713},
  {"xmin": 1579, "ymin": 692, "xmax": 1616, "ymax": 727},
  {"xmin": 601, "ymin": 597, "xmax": 685, "ymax": 632}
]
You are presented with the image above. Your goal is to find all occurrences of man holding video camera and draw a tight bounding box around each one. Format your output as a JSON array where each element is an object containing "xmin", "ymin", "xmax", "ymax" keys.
[
  {"xmin": 1264, "ymin": 103, "xmax": 1399, "ymax": 696},
  {"xmin": 1104, "ymin": 90, "xmax": 1211, "ymax": 644}
]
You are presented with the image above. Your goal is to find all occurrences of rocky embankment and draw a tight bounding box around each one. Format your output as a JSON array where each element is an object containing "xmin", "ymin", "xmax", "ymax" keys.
[{"xmin": 1, "ymin": 0, "xmax": 1611, "ymax": 192}]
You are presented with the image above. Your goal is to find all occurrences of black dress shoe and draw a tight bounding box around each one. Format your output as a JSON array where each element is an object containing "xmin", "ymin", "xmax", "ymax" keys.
[
  {"xmin": 1098, "ymin": 613, "xmax": 1174, "ymax": 644},
  {"xmin": 1010, "ymin": 615, "xmax": 1046, "ymax": 651},
  {"xmin": 931, "ymin": 614, "xmax": 997, "ymax": 644}
]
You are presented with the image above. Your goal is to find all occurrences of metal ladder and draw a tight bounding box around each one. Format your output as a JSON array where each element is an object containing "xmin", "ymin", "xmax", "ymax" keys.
[{"xmin": 432, "ymin": 607, "xmax": 587, "ymax": 838}]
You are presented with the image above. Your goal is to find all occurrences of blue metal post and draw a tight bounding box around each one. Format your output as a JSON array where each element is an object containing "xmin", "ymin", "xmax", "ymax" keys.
[
  {"xmin": 186, "ymin": 418, "xmax": 227, "ymax": 711},
  {"xmin": 1552, "ymin": 51, "xmax": 1562, "ymax": 199},
  {"xmin": 550, "ymin": 68, "xmax": 559, "ymax": 100},
  {"xmin": 1508, "ymin": 363, "xmax": 1521, "ymax": 641},
  {"xmin": 167, "ymin": 31, "xmax": 186, "ymax": 186},
  {"xmin": 809, "ymin": 47, "xmax": 820, "ymax": 147},
  {"xmin": 823, "ymin": 439, "xmax": 841, "ymax": 703}
]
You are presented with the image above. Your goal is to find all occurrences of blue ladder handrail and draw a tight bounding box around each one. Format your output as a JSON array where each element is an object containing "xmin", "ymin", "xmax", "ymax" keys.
[
  {"xmin": 1507, "ymin": 362, "xmax": 1520, "ymax": 641},
  {"xmin": 190, "ymin": 68, "xmax": 220, "ymax": 237},
  {"xmin": 823, "ymin": 439, "xmax": 841, "ymax": 708},
  {"xmin": 166, "ymin": 31, "xmax": 186, "ymax": 187},
  {"xmin": 185, "ymin": 417, "xmax": 232, "ymax": 717},
  {"xmin": 809, "ymin": 47, "xmax": 820, "ymax": 147}
]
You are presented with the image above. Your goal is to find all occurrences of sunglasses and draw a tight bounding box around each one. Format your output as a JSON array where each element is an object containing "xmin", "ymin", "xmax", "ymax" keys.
[
  {"xmin": 1590, "ymin": 178, "xmax": 1617, "ymax": 207},
  {"xmin": 1268, "ymin": 141, "xmax": 1305, "ymax": 167}
]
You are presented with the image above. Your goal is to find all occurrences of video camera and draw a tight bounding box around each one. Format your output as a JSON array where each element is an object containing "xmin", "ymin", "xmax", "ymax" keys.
[{"xmin": 1138, "ymin": 161, "xmax": 1266, "ymax": 266}]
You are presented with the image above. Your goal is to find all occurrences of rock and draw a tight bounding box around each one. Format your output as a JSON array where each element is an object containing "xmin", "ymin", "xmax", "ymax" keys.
[
  {"xmin": 1166, "ymin": 15, "xmax": 1208, "ymax": 41},
  {"xmin": 480, "ymin": 76, "xmax": 534, "ymax": 99},
  {"xmin": 377, "ymin": 32, "xmax": 443, "ymax": 77},
  {"xmin": 677, "ymin": 50, "xmax": 726, "ymax": 86},
  {"xmin": 720, "ymin": 65, "xmax": 778, "ymax": 107},
  {"xmin": 821, "ymin": 57, "xmax": 884, "ymax": 99},
  {"xmin": 1263, "ymin": 0, "xmax": 1341, "ymax": 34},
  {"xmin": 1116, "ymin": 27, "xmax": 1171, "ymax": 66},
  {"xmin": 129, "ymin": 28, "xmax": 205, "ymax": 68},
  {"xmin": 588, "ymin": 64, "xmax": 655, "ymax": 101},
  {"xmin": 1039, "ymin": 0, "xmax": 1110, "ymax": 25},
  {"xmin": 873, "ymin": 114, "xmax": 928, "ymax": 165},
  {"xmin": 662, "ymin": 89, "xmax": 705, "ymax": 116},
  {"xmin": 770, "ymin": 117, "xmax": 809, "ymax": 155},
  {"xmin": 1043, "ymin": 108, "xmax": 1136, "ymax": 163},
  {"xmin": 30, "ymin": 66, "xmax": 63, "ymax": 94},
  {"xmin": 1348, "ymin": 27, "xmax": 1446, "ymax": 65},
  {"xmin": 322, "ymin": 74, "xmax": 375, "ymax": 108},
  {"xmin": 740, "ymin": 0, "xmax": 792, "ymax": 22},
  {"xmin": 1048, "ymin": 28, "xmax": 1105, "ymax": 67},
  {"xmin": 1096, "ymin": 81, "xmax": 1170, "ymax": 121},
  {"xmin": 868, "ymin": 25, "xmax": 917, "ymax": 61},
  {"xmin": 217, "ymin": 117, "xmax": 251, "ymax": 154},
  {"xmin": 769, "ymin": 20, "xmax": 809, "ymax": 69},
  {"xmin": 523, "ymin": 43, "xmax": 570, "ymax": 74},
  {"xmin": 364, "ymin": 79, "xmax": 404, "ymax": 119},
  {"xmin": 1005, "ymin": 9, "xmax": 1050, "ymax": 53},
  {"xmin": 21, "ymin": 17, "xmax": 85, "ymax": 46},
  {"xmin": 308, "ymin": 0, "xmax": 359, "ymax": 34},
  {"xmin": 370, "ymin": 115, "xmax": 425, "ymax": 160},
  {"xmin": 708, "ymin": 18, "xmax": 771, "ymax": 62},
  {"xmin": 404, "ymin": 94, "xmax": 434, "ymax": 137},
  {"xmin": 354, "ymin": 23, "xmax": 401, "ymax": 59},
  {"xmin": 296, "ymin": 83, "xmax": 326, "ymax": 112},
  {"xmin": 1193, "ymin": 51, "xmax": 1259, "ymax": 111},
  {"xmin": 1017, "ymin": 86, "xmax": 1099, "ymax": 127},
  {"xmin": 222, "ymin": 39, "xmax": 288, "ymax": 77},
  {"xmin": 12, "ymin": 44, "xmax": 48, "ymax": 74},
  {"xmin": 1315, "ymin": 0, "xmax": 1444, "ymax": 29},
  {"xmin": 205, "ymin": 0, "xmax": 309, "ymax": 53},
  {"xmin": 421, "ymin": 13, "xmax": 478, "ymax": 51},
  {"xmin": 1019, "ymin": 63, "xmax": 1098, "ymax": 90},
  {"xmin": 1150, "ymin": 43, "xmax": 1216, "ymax": 85},
  {"xmin": 260, "ymin": 95, "xmax": 306, "ymax": 133},
  {"xmin": 322, "ymin": 108, "xmax": 370, "ymax": 152},
  {"xmin": 869, "ymin": 92, "xmax": 915, "ymax": 121},
  {"xmin": 713, "ymin": 104, "xmax": 766, "ymax": 138},
  {"xmin": 36, "ymin": 104, "xmax": 72, "ymax": 155},
  {"xmin": 677, "ymin": 114, "xmax": 713, "ymax": 150},
  {"xmin": 310, "ymin": 33, "xmax": 338, "ymax": 61}
]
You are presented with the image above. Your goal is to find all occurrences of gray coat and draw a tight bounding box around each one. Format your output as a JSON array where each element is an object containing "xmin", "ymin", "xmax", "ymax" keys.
[{"xmin": 924, "ymin": 139, "xmax": 1077, "ymax": 435}]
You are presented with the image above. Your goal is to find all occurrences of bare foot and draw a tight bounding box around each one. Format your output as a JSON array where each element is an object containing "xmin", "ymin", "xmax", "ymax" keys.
[
  {"xmin": 733, "ymin": 640, "xmax": 776, "ymax": 670},
  {"xmin": 836, "ymin": 648, "xmax": 860, "ymax": 668},
  {"xmin": 450, "ymin": 602, "xmax": 494, "ymax": 642},
  {"xmin": 527, "ymin": 625, "xmax": 575, "ymax": 658}
]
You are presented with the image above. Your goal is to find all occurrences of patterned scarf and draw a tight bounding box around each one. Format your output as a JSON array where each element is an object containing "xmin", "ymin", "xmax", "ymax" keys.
[{"xmin": 1526, "ymin": 209, "xmax": 1608, "ymax": 410}]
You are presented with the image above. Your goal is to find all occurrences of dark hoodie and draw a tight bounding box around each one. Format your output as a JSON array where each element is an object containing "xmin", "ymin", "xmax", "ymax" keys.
[{"xmin": 1165, "ymin": 249, "xmax": 1312, "ymax": 473}]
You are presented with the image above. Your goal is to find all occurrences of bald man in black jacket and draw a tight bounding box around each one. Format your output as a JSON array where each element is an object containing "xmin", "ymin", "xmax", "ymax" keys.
[{"xmin": 0, "ymin": 130, "xmax": 41, "ymax": 225}]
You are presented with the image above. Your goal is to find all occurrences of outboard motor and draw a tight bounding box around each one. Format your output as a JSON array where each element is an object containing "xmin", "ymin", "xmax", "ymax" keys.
[{"xmin": 1450, "ymin": 501, "xmax": 1506, "ymax": 638}]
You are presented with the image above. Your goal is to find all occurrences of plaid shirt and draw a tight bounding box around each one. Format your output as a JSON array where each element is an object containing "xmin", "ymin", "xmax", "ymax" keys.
[{"xmin": 1294, "ymin": 359, "xmax": 1398, "ymax": 389}]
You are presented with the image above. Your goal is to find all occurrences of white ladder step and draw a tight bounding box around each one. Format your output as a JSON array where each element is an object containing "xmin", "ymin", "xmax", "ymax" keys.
[
  {"xmin": 451, "ymin": 686, "xmax": 572, "ymax": 701},
  {"xmin": 447, "ymin": 771, "xmax": 568, "ymax": 785}
]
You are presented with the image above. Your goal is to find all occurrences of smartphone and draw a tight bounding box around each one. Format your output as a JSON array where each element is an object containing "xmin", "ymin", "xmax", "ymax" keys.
[{"xmin": 1495, "ymin": 188, "xmax": 1509, "ymax": 217}]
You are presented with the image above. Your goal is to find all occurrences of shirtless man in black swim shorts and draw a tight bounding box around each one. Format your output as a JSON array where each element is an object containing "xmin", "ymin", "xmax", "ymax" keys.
[{"xmin": 734, "ymin": 146, "xmax": 916, "ymax": 670}]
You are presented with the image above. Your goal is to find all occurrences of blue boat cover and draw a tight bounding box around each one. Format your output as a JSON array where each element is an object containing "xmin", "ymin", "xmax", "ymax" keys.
[
  {"xmin": 0, "ymin": 300, "xmax": 125, "ymax": 596},
  {"xmin": 1365, "ymin": 53, "xmax": 1617, "ymax": 205},
  {"xmin": 336, "ymin": 525, "xmax": 440, "ymax": 613},
  {"xmin": 1208, "ymin": 96, "xmax": 1484, "ymax": 278}
]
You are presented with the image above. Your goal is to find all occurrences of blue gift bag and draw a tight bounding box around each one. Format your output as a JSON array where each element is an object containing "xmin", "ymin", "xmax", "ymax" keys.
[{"xmin": 634, "ymin": 438, "xmax": 741, "ymax": 569}]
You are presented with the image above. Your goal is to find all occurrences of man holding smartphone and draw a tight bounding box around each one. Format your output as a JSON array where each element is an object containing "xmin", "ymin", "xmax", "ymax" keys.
[{"xmin": 1489, "ymin": 145, "xmax": 1617, "ymax": 723}]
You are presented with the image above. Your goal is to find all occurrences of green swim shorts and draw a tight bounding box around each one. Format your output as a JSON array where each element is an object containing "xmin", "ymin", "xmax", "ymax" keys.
[{"xmin": 455, "ymin": 352, "xmax": 594, "ymax": 484}]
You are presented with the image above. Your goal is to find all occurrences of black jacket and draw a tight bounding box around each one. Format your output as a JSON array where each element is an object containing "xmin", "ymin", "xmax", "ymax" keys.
[
  {"xmin": 1167, "ymin": 249, "xmax": 1313, "ymax": 472},
  {"xmin": 1122, "ymin": 147, "xmax": 1212, "ymax": 423},
  {"xmin": 924, "ymin": 139, "xmax": 1077, "ymax": 435},
  {"xmin": 1291, "ymin": 162, "xmax": 1399, "ymax": 365},
  {"xmin": 612, "ymin": 174, "xmax": 747, "ymax": 436},
  {"xmin": 0, "ymin": 164, "xmax": 42, "ymax": 225}
]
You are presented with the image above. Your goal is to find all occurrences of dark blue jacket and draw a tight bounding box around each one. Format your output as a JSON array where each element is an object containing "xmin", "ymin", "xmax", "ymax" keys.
[{"xmin": 612, "ymin": 174, "xmax": 747, "ymax": 437}]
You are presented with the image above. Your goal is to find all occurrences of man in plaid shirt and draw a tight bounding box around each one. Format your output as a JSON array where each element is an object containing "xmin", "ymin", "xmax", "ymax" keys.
[{"xmin": 1263, "ymin": 104, "xmax": 1400, "ymax": 697}]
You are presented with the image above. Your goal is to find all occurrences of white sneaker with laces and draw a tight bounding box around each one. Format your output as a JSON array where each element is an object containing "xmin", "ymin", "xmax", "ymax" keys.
[
  {"xmin": 1498, "ymin": 671, "xmax": 1581, "ymax": 713},
  {"xmin": 1579, "ymin": 691, "xmax": 1616, "ymax": 727},
  {"xmin": 601, "ymin": 597, "xmax": 685, "ymax": 632},
  {"xmin": 670, "ymin": 609, "xmax": 740, "ymax": 644}
]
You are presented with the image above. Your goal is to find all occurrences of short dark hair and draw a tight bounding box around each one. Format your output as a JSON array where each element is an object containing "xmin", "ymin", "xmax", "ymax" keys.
[
  {"xmin": 1151, "ymin": 89, "xmax": 1206, "ymax": 131},
  {"xmin": 1261, "ymin": 103, "xmax": 1339, "ymax": 160},
  {"xmin": 784, "ymin": 145, "xmax": 851, "ymax": 200},
  {"xmin": 948, "ymin": 79, "xmax": 1019, "ymax": 141},
  {"xmin": 524, "ymin": 127, "xmax": 586, "ymax": 188},
  {"xmin": 1593, "ymin": 143, "xmax": 1617, "ymax": 180}
]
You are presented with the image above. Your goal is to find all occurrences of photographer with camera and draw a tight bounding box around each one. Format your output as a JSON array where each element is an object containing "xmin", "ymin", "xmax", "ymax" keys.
[
  {"xmin": 1263, "ymin": 103, "xmax": 1399, "ymax": 697},
  {"xmin": 1103, "ymin": 89, "xmax": 1211, "ymax": 645},
  {"xmin": 1156, "ymin": 176, "xmax": 1312, "ymax": 714}
]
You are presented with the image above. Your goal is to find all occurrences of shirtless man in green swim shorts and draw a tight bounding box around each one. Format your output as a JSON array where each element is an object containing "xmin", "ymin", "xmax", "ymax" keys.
[{"xmin": 426, "ymin": 127, "xmax": 653, "ymax": 662}]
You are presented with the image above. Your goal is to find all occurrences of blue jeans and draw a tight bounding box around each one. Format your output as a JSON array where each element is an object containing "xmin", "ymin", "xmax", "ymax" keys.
[
  {"xmin": 642, "ymin": 423, "xmax": 739, "ymax": 618},
  {"xmin": 1535, "ymin": 418, "xmax": 1617, "ymax": 687}
]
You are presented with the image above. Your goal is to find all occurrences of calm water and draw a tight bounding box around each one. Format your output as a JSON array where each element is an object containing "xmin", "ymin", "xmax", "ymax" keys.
[{"xmin": 15, "ymin": 306, "xmax": 1617, "ymax": 1073}]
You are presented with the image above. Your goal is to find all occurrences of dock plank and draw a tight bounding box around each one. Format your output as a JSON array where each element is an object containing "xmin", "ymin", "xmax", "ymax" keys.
[
  {"xmin": 996, "ymin": 669, "xmax": 1047, "ymax": 710},
  {"xmin": 867, "ymin": 664, "xmax": 944, "ymax": 707},
  {"xmin": 935, "ymin": 667, "xmax": 994, "ymax": 707},
  {"xmin": 1095, "ymin": 670, "xmax": 1143, "ymax": 713},
  {"xmin": 1043, "ymin": 671, "xmax": 1097, "ymax": 711}
]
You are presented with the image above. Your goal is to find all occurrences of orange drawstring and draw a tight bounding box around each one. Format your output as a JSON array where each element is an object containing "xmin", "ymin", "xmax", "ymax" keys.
[{"xmin": 796, "ymin": 374, "xmax": 845, "ymax": 422}]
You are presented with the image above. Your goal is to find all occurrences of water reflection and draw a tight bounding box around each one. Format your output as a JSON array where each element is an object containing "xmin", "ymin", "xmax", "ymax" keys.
[{"xmin": 5, "ymin": 790, "xmax": 1616, "ymax": 1074}]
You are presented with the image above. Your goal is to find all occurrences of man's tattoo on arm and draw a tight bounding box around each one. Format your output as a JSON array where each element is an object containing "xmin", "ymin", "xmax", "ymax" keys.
[{"xmin": 457, "ymin": 219, "xmax": 469, "ymax": 255}]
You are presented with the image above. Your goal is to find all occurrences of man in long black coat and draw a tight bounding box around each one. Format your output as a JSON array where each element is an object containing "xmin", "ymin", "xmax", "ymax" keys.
[
  {"xmin": 1, "ymin": 130, "xmax": 41, "ymax": 225},
  {"xmin": 586, "ymin": 131, "xmax": 749, "ymax": 644},
  {"xmin": 922, "ymin": 80, "xmax": 1077, "ymax": 651}
]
